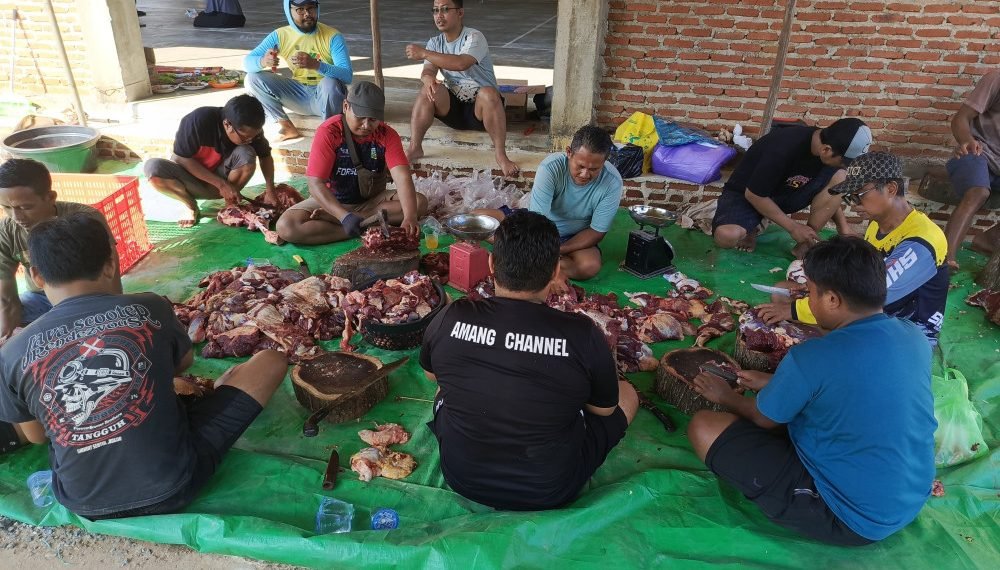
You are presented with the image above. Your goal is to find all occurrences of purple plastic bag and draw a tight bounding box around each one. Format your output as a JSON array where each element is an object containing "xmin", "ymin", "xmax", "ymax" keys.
[{"xmin": 651, "ymin": 142, "xmax": 736, "ymax": 184}]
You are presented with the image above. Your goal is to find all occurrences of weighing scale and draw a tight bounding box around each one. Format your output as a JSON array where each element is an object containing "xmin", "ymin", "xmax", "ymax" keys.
[
  {"xmin": 441, "ymin": 214, "xmax": 500, "ymax": 292},
  {"xmin": 622, "ymin": 205, "xmax": 677, "ymax": 279}
]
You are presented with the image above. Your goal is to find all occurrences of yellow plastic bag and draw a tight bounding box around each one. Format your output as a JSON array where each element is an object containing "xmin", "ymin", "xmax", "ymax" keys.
[{"xmin": 614, "ymin": 112, "xmax": 659, "ymax": 173}]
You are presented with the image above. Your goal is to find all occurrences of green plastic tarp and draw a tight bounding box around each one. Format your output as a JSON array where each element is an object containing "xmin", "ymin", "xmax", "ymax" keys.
[{"xmin": 1, "ymin": 189, "xmax": 997, "ymax": 569}]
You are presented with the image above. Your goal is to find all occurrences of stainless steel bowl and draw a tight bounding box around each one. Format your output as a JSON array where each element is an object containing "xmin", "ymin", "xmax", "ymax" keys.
[
  {"xmin": 628, "ymin": 205, "xmax": 677, "ymax": 228},
  {"xmin": 441, "ymin": 214, "xmax": 500, "ymax": 242}
]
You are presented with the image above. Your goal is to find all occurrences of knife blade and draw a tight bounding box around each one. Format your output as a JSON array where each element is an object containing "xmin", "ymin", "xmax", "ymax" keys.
[
  {"xmin": 377, "ymin": 208, "xmax": 391, "ymax": 238},
  {"xmin": 292, "ymin": 254, "xmax": 311, "ymax": 277},
  {"xmin": 700, "ymin": 363, "xmax": 741, "ymax": 387},
  {"xmin": 751, "ymin": 283, "xmax": 791, "ymax": 296}
]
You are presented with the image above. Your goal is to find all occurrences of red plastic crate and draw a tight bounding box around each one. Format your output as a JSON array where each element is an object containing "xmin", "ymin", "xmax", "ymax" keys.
[{"xmin": 51, "ymin": 174, "xmax": 152, "ymax": 274}]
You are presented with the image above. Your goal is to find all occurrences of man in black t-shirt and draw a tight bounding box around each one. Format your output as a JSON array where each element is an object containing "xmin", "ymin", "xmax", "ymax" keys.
[
  {"xmin": 0, "ymin": 214, "xmax": 287, "ymax": 519},
  {"xmin": 420, "ymin": 211, "xmax": 638, "ymax": 511},
  {"xmin": 712, "ymin": 117, "xmax": 872, "ymax": 257},
  {"xmin": 143, "ymin": 95, "xmax": 278, "ymax": 228}
]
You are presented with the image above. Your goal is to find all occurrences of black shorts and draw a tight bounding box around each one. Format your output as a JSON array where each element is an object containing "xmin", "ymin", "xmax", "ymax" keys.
[
  {"xmin": 706, "ymin": 419, "xmax": 873, "ymax": 546},
  {"xmin": 575, "ymin": 407, "xmax": 629, "ymax": 488},
  {"xmin": 712, "ymin": 169, "xmax": 836, "ymax": 233},
  {"xmin": 0, "ymin": 421, "xmax": 26, "ymax": 454},
  {"xmin": 437, "ymin": 90, "xmax": 487, "ymax": 131},
  {"xmin": 89, "ymin": 385, "xmax": 262, "ymax": 520}
]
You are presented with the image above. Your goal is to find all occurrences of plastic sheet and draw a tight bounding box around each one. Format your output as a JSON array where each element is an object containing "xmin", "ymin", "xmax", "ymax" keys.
[
  {"xmin": 1, "ymin": 193, "xmax": 997, "ymax": 569},
  {"xmin": 414, "ymin": 170, "xmax": 527, "ymax": 220},
  {"xmin": 651, "ymin": 142, "xmax": 737, "ymax": 184}
]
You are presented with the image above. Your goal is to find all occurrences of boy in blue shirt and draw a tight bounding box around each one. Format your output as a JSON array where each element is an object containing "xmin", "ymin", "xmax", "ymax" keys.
[{"xmin": 688, "ymin": 236, "xmax": 936, "ymax": 545}]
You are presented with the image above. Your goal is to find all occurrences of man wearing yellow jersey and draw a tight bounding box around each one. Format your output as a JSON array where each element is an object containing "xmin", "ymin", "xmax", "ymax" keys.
[
  {"xmin": 244, "ymin": 1, "xmax": 353, "ymax": 144},
  {"xmin": 758, "ymin": 152, "xmax": 949, "ymax": 346}
]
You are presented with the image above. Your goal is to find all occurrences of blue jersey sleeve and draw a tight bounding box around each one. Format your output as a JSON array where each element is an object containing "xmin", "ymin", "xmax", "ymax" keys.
[
  {"xmin": 590, "ymin": 168, "xmax": 623, "ymax": 233},
  {"xmin": 884, "ymin": 240, "xmax": 939, "ymax": 305},
  {"xmin": 318, "ymin": 33, "xmax": 353, "ymax": 83},
  {"xmin": 528, "ymin": 160, "xmax": 558, "ymax": 219},
  {"xmin": 755, "ymin": 351, "xmax": 814, "ymax": 424},
  {"xmin": 244, "ymin": 32, "xmax": 280, "ymax": 73}
]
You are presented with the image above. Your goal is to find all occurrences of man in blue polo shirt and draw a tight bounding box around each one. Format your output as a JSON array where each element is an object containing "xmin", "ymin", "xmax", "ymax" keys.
[{"xmin": 687, "ymin": 236, "xmax": 936, "ymax": 545}]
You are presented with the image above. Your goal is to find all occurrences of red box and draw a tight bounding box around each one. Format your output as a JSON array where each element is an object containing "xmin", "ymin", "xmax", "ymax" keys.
[{"xmin": 52, "ymin": 174, "xmax": 152, "ymax": 274}]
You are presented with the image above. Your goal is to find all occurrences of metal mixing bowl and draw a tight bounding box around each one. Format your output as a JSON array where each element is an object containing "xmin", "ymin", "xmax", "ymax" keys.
[
  {"xmin": 441, "ymin": 214, "xmax": 500, "ymax": 242},
  {"xmin": 628, "ymin": 205, "xmax": 677, "ymax": 228}
]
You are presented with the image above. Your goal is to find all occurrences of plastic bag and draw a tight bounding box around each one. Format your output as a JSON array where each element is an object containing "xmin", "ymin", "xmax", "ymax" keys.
[
  {"xmin": 614, "ymin": 112, "xmax": 659, "ymax": 173},
  {"xmin": 932, "ymin": 368, "xmax": 989, "ymax": 468},
  {"xmin": 608, "ymin": 143, "xmax": 644, "ymax": 179},
  {"xmin": 653, "ymin": 117, "xmax": 717, "ymax": 147},
  {"xmin": 651, "ymin": 141, "xmax": 736, "ymax": 184},
  {"xmin": 414, "ymin": 170, "xmax": 525, "ymax": 220}
]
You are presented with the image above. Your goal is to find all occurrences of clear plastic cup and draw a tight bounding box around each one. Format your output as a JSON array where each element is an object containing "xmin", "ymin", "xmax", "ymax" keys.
[
  {"xmin": 424, "ymin": 231, "xmax": 440, "ymax": 250},
  {"xmin": 27, "ymin": 470, "xmax": 54, "ymax": 508},
  {"xmin": 315, "ymin": 497, "xmax": 354, "ymax": 534}
]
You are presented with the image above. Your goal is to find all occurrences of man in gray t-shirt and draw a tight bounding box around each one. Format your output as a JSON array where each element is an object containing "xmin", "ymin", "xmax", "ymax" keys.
[{"xmin": 404, "ymin": 0, "xmax": 519, "ymax": 178}]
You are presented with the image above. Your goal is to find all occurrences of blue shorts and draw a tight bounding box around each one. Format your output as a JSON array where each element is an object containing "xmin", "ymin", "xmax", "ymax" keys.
[{"xmin": 946, "ymin": 153, "xmax": 1000, "ymax": 199}]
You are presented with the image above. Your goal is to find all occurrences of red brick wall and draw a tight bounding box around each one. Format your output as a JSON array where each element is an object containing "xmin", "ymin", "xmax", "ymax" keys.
[
  {"xmin": 0, "ymin": 1, "xmax": 92, "ymax": 99},
  {"xmin": 599, "ymin": 0, "xmax": 1000, "ymax": 162}
]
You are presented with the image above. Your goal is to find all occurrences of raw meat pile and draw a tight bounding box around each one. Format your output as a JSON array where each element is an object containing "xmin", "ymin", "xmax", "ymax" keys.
[
  {"xmin": 468, "ymin": 276, "xmax": 747, "ymax": 374},
  {"xmin": 173, "ymin": 374, "xmax": 214, "ymax": 398},
  {"xmin": 340, "ymin": 271, "xmax": 441, "ymax": 350},
  {"xmin": 217, "ymin": 184, "xmax": 305, "ymax": 245},
  {"xmin": 350, "ymin": 423, "xmax": 416, "ymax": 482},
  {"xmin": 361, "ymin": 226, "xmax": 419, "ymax": 252},
  {"xmin": 737, "ymin": 308, "xmax": 823, "ymax": 370},
  {"xmin": 966, "ymin": 289, "xmax": 1000, "ymax": 326},
  {"xmin": 420, "ymin": 252, "xmax": 450, "ymax": 284},
  {"xmin": 173, "ymin": 264, "xmax": 352, "ymax": 363}
]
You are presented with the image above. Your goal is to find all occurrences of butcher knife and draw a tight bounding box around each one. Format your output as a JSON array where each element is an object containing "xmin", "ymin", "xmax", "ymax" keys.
[
  {"xmin": 623, "ymin": 378, "xmax": 675, "ymax": 433},
  {"xmin": 751, "ymin": 283, "xmax": 791, "ymax": 297},
  {"xmin": 376, "ymin": 208, "xmax": 391, "ymax": 238},
  {"xmin": 700, "ymin": 363, "xmax": 741, "ymax": 388},
  {"xmin": 292, "ymin": 254, "xmax": 311, "ymax": 277}
]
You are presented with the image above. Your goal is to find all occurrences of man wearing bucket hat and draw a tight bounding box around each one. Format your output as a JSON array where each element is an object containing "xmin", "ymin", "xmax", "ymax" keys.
[
  {"xmin": 758, "ymin": 151, "xmax": 950, "ymax": 346},
  {"xmin": 277, "ymin": 81, "xmax": 427, "ymax": 245},
  {"xmin": 712, "ymin": 117, "xmax": 872, "ymax": 257},
  {"xmin": 244, "ymin": 0, "xmax": 353, "ymax": 144}
]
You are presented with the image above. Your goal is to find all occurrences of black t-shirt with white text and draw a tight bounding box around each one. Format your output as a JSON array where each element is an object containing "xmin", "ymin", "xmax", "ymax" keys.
[
  {"xmin": 0, "ymin": 293, "xmax": 194, "ymax": 517},
  {"xmin": 419, "ymin": 297, "xmax": 619, "ymax": 509},
  {"xmin": 723, "ymin": 125, "xmax": 834, "ymax": 199}
]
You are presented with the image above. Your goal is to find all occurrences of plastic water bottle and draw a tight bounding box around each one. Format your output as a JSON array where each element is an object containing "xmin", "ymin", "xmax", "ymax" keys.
[
  {"xmin": 370, "ymin": 508, "xmax": 399, "ymax": 530},
  {"xmin": 27, "ymin": 470, "xmax": 54, "ymax": 508},
  {"xmin": 315, "ymin": 497, "xmax": 354, "ymax": 534}
]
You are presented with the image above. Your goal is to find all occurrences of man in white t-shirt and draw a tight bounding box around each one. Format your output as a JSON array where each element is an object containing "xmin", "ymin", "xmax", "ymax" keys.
[{"xmin": 404, "ymin": 0, "xmax": 519, "ymax": 177}]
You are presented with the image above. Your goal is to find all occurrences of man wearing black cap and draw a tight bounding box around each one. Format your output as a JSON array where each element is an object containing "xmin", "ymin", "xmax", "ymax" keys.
[
  {"xmin": 276, "ymin": 81, "xmax": 427, "ymax": 245},
  {"xmin": 712, "ymin": 117, "xmax": 873, "ymax": 257},
  {"xmin": 758, "ymin": 152, "xmax": 950, "ymax": 346},
  {"xmin": 243, "ymin": 0, "xmax": 353, "ymax": 144}
]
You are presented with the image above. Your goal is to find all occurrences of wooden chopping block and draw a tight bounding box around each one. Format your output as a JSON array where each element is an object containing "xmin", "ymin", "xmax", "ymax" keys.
[
  {"xmin": 291, "ymin": 352, "xmax": 390, "ymax": 423},
  {"xmin": 655, "ymin": 347, "xmax": 741, "ymax": 416},
  {"xmin": 330, "ymin": 245, "xmax": 420, "ymax": 286}
]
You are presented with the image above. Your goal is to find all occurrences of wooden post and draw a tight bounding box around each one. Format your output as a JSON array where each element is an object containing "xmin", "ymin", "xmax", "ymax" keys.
[
  {"xmin": 370, "ymin": 0, "xmax": 384, "ymax": 89},
  {"xmin": 759, "ymin": 0, "xmax": 797, "ymax": 136},
  {"xmin": 43, "ymin": 0, "xmax": 86, "ymax": 126}
]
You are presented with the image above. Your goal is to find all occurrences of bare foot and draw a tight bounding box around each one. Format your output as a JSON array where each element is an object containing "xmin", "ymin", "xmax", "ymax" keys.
[
  {"xmin": 496, "ymin": 154, "xmax": 520, "ymax": 178},
  {"xmin": 178, "ymin": 206, "xmax": 200, "ymax": 228},
  {"xmin": 736, "ymin": 231, "xmax": 757, "ymax": 253},
  {"xmin": 405, "ymin": 144, "xmax": 425, "ymax": 163},
  {"xmin": 275, "ymin": 121, "xmax": 303, "ymax": 144}
]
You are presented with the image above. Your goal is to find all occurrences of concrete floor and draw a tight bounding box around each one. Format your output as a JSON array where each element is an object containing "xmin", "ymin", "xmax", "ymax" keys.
[{"xmin": 138, "ymin": 0, "xmax": 556, "ymax": 83}]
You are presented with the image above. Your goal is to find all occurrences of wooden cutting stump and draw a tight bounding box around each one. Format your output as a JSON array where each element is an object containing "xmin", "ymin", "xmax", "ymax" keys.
[
  {"xmin": 291, "ymin": 352, "xmax": 389, "ymax": 423},
  {"xmin": 735, "ymin": 322, "xmax": 823, "ymax": 373},
  {"xmin": 656, "ymin": 348, "xmax": 741, "ymax": 415},
  {"xmin": 330, "ymin": 246, "xmax": 420, "ymax": 286},
  {"xmin": 977, "ymin": 249, "xmax": 999, "ymax": 289}
]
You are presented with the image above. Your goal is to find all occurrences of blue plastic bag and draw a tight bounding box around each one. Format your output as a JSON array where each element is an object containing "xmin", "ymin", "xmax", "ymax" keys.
[
  {"xmin": 651, "ymin": 142, "xmax": 736, "ymax": 184},
  {"xmin": 653, "ymin": 117, "xmax": 717, "ymax": 147}
]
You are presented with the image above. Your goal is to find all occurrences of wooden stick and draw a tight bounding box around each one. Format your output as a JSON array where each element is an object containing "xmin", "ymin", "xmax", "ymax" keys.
[
  {"xmin": 395, "ymin": 396, "xmax": 433, "ymax": 404},
  {"xmin": 370, "ymin": 0, "xmax": 384, "ymax": 89},
  {"xmin": 759, "ymin": 0, "xmax": 797, "ymax": 136}
]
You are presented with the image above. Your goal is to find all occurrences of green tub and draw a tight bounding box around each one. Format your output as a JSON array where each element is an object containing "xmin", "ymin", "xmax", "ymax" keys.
[{"xmin": 1, "ymin": 125, "xmax": 101, "ymax": 173}]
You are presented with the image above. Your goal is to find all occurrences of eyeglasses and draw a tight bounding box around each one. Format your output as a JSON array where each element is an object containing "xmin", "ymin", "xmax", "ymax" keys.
[
  {"xmin": 431, "ymin": 6, "xmax": 456, "ymax": 15},
  {"xmin": 225, "ymin": 121, "xmax": 257, "ymax": 144},
  {"xmin": 842, "ymin": 182, "xmax": 880, "ymax": 206}
]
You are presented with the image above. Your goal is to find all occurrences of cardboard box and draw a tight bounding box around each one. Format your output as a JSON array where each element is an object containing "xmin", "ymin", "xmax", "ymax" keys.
[{"xmin": 498, "ymin": 80, "xmax": 546, "ymax": 122}]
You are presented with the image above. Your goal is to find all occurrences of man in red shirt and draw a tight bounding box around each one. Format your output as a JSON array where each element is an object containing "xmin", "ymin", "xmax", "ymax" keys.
[{"xmin": 276, "ymin": 81, "xmax": 427, "ymax": 244}]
